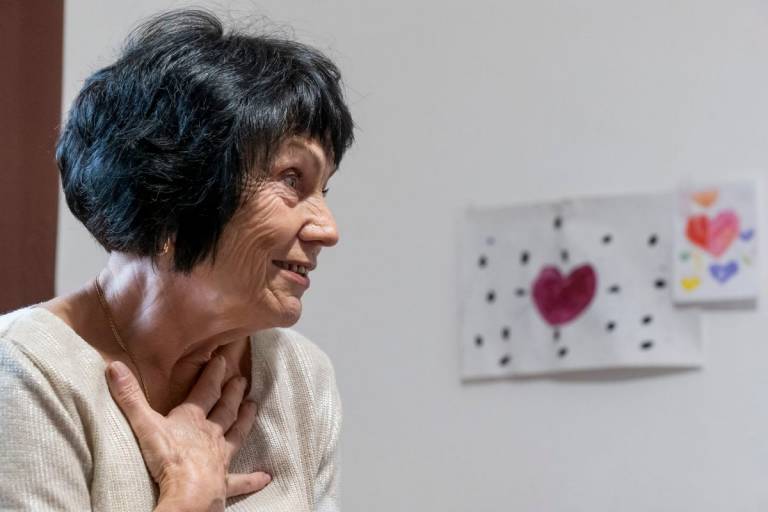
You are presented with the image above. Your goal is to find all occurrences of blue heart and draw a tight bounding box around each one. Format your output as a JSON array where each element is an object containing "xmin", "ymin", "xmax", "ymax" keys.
[
  {"xmin": 709, "ymin": 260, "xmax": 739, "ymax": 284},
  {"xmin": 740, "ymin": 229, "xmax": 755, "ymax": 242}
]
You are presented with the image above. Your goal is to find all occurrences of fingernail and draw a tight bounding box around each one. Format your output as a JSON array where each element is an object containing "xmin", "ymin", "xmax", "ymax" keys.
[{"xmin": 108, "ymin": 361, "xmax": 129, "ymax": 381}]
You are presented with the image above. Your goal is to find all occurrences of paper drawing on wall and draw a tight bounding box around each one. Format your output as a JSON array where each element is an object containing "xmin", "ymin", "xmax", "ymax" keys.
[
  {"xmin": 460, "ymin": 193, "xmax": 702, "ymax": 379},
  {"xmin": 672, "ymin": 181, "xmax": 759, "ymax": 305}
]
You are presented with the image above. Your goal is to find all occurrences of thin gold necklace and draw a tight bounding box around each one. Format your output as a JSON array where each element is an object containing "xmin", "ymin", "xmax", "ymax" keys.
[{"xmin": 94, "ymin": 277, "xmax": 152, "ymax": 407}]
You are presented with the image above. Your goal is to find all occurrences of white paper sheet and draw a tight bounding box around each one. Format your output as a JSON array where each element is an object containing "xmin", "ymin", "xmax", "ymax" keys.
[
  {"xmin": 460, "ymin": 192, "xmax": 703, "ymax": 379},
  {"xmin": 672, "ymin": 181, "xmax": 760, "ymax": 305}
]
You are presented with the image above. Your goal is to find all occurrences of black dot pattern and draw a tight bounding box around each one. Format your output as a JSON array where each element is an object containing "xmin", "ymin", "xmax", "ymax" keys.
[{"xmin": 467, "ymin": 211, "xmax": 675, "ymax": 376}]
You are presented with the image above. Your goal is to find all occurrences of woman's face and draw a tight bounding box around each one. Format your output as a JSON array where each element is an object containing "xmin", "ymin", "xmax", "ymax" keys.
[{"xmin": 195, "ymin": 135, "xmax": 339, "ymax": 328}]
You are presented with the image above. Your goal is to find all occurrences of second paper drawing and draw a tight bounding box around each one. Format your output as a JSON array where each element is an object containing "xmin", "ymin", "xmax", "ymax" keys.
[{"xmin": 672, "ymin": 181, "xmax": 759, "ymax": 304}]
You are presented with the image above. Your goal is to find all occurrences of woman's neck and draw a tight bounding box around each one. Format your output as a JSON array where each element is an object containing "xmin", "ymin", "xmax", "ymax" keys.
[{"xmin": 46, "ymin": 253, "xmax": 256, "ymax": 414}]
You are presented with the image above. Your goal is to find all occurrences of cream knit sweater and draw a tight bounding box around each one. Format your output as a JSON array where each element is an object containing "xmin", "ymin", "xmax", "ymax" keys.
[{"xmin": 0, "ymin": 307, "xmax": 342, "ymax": 511}]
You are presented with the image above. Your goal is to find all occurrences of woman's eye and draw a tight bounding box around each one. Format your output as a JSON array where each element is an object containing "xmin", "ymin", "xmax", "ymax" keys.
[
  {"xmin": 282, "ymin": 171, "xmax": 301, "ymax": 190},
  {"xmin": 322, "ymin": 187, "xmax": 330, "ymax": 197}
]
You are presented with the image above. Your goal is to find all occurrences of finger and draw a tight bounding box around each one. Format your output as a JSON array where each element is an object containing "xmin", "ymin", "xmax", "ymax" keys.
[
  {"xmin": 106, "ymin": 361, "xmax": 157, "ymax": 437},
  {"xmin": 208, "ymin": 376, "xmax": 247, "ymax": 431},
  {"xmin": 185, "ymin": 355, "xmax": 227, "ymax": 415},
  {"xmin": 226, "ymin": 472, "xmax": 272, "ymax": 498},
  {"xmin": 225, "ymin": 400, "xmax": 257, "ymax": 458}
]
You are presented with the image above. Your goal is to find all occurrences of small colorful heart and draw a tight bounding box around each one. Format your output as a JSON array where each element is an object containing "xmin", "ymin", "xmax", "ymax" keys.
[
  {"xmin": 685, "ymin": 209, "xmax": 740, "ymax": 258},
  {"xmin": 709, "ymin": 260, "xmax": 739, "ymax": 284},
  {"xmin": 681, "ymin": 276, "xmax": 701, "ymax": 291},
  {"xmin": 740, "ymin": 229, "xmax": 755, "ymax": 242},
  {"xmin": 691, "ymin": 189, "xmax": 719, "ymax": 208},
  {"xmin": 532, "ymin": 264, "xmax": 597, "ymax": 326}
]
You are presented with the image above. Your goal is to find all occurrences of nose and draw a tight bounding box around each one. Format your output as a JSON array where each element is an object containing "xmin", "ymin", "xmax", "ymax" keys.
[{"xmin": 300, "ymin": 197, "xmax": 340, "ymax": 247}]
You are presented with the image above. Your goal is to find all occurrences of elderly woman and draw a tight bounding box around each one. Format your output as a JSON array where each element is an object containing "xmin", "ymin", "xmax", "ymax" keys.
[{"xmin": 0, "ymin": 9, "xmax": 352, "ymax": 512}]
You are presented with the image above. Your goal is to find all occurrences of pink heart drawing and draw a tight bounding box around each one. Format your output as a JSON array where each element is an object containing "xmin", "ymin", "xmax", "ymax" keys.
[
  {"xmin": 685, "ymin": 209, "xmax": 740, "ymax": 258},
  {"xmin": 532, "ymin": 264, "xmax": 597, "ymax": 326}
]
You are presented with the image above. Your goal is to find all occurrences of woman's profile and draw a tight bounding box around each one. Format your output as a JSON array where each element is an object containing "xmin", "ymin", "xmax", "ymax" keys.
[{"xmin": 0, "ymin": 9, "xmax": 353, "ymax": 511}]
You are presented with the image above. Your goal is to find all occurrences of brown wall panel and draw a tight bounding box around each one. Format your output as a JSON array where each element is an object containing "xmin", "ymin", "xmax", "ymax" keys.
[{"xmin": 0, "ymin": 0, "xmax": 63, "ymax": 312}]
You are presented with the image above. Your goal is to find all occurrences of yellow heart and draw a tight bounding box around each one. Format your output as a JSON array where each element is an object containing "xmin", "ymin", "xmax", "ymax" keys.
[{"xmin": 681, "ymin": 276, "xmax": 701, "ymax": 291}]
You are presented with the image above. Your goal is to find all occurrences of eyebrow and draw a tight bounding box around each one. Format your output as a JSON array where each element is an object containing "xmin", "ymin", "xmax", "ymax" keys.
[{"xmin": 286, "ymin": 140, "xmax": 336, "ymax": 178}]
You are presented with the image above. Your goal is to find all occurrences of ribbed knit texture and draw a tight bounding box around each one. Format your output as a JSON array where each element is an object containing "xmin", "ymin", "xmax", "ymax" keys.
[{"xmin": 0, "ymin": 307, "xmax": 342, "ymax": 511}]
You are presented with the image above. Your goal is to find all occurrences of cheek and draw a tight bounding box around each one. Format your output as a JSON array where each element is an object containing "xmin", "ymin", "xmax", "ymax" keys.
[{"xmin": 218, "ymin": 191, "xmax": 293, "ymax": 275}]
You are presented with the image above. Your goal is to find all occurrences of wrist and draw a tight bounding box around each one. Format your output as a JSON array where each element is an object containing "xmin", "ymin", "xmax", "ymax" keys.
[
  {"xmin": 155, "ymin": 495, "xmax": 225, "ymax": 512},
  {"xmin": 155, "ymin": 464, "xmax": 226, "ymax": 512}
]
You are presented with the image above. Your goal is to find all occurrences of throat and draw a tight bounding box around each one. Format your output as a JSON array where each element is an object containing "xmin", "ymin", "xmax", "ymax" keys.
[{"xmin": 145, "ymin": 335, "xmax": 252, "ymax": 415}]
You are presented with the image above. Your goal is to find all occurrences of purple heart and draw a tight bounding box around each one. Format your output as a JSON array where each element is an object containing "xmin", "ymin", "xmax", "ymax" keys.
[
  {"xmin": 709, "ymin": 260, "xmax": 739, "ymax": 284},
  {"xmin": 740, "ymin": 229, "xmax": 755, "ymax": 242}
]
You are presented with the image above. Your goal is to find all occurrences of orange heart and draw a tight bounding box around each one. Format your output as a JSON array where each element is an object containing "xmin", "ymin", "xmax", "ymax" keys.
[{"xmin": 691, "ymin": 189, "xmax": 718, "ymax": 208}]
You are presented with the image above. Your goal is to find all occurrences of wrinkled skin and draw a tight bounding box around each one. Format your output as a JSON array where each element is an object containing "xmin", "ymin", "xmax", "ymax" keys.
[{"xmin": 46, "ymin": 136, "xmax": 341, "ymax": 510}]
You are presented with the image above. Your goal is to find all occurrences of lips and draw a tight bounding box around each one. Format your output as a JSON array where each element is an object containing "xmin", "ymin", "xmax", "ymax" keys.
[{"xmin": 272, "ymin": 260, "xmax": 312, "ymax": 277}]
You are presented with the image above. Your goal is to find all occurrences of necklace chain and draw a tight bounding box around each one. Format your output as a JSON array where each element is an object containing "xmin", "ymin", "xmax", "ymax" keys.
[{"xmin": 94, "ymin": 277, "xmax": 152, "ymax": 407}]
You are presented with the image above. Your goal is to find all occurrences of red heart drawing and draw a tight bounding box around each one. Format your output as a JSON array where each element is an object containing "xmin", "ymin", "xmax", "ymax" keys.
[
  {"xmin": 686, "ymin": 216, "xmax": 708, "ymax": 248},
  {"xmin": 685, "ymin": 210, "xmax": 739, "ymax": 258},
  {"xmin": 532, "ymin": 264, "xmax": 597, "ymax": 326}
]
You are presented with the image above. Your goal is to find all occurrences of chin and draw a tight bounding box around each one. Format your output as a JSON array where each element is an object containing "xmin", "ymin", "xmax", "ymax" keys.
[{"xmin": 272, "ymin": 300, "xmax": 303, "ymax": 328}]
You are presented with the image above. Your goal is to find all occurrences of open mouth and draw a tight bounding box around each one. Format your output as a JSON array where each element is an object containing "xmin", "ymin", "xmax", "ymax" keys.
[{"xmin": 273, "ymin": 260, "xmax": 310, "ymax": 277}]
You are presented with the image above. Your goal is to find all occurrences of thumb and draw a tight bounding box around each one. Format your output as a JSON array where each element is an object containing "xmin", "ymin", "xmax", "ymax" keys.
[{"xmin": 106, "ymin": 361, "xmax": 156, "ymax": 435}]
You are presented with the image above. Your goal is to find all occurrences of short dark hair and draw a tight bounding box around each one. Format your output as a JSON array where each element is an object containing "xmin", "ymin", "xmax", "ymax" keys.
[{"xmin": 56, "ymin": 9, "xmax": 354, "ymax": 272}]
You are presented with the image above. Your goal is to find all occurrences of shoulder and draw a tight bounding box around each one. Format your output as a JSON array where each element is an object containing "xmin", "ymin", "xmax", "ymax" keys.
[
  {"xmin": 0, "ymin": 311, "xmax": 94, "ymax": 508},
  {"xmin": 0, "ymin": 308, "xmax": 43, "ymax": 384},
  {"xmin": 0, "ymin": 307, "xmax": 61, "ymax": 377},
  {"xmin": 0, "ymin": 307, "xmax": 104, "ymax": 383},
  {"xmin": 0, "ymin": 307, "xmax": 94, "ymax": 455},
  {"xmin": 0, "ymin": 307, "xmax": 108, "ymax": 423},
  {"xmin": 247, "ymin": 328, "xmax": 342, "ymax": 475},
  {"xmin": 0, "ymin": 305, "xmax": 34, "ymax": 337},
  {"xmin": 248, "ymin": 327, "xmax": 341, "ymax": 427}
]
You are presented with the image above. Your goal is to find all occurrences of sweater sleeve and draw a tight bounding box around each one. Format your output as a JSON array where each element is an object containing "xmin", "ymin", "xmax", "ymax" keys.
[
  {"xmin": 313, "ymin": 359, "xmax": 343, "ymax": 512},
  {"xmin": 0, "ymin": 339, "xmax": 92, "ymax": 511}
]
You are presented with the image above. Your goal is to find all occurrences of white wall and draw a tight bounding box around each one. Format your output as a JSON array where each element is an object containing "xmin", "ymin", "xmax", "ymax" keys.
[{"xmin": 60, "ymin": 1, "xmax": 768, "ymax": 510}]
